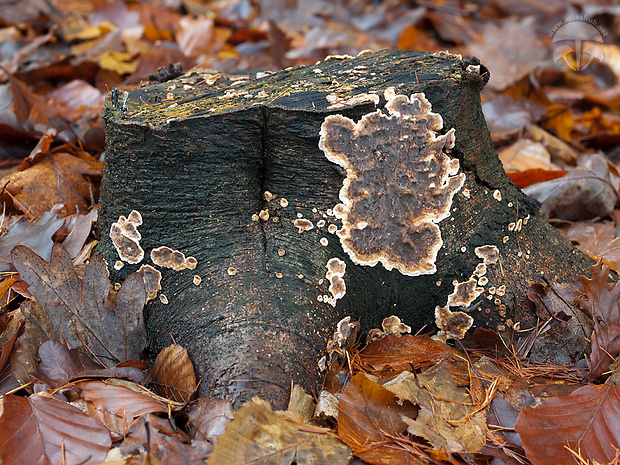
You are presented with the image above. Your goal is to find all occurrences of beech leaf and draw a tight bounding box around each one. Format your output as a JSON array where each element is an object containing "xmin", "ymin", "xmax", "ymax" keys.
[
  {"xmin": 338, "ymin": 372, "xmax": 419, "ymax": 464},
  {"xmin": 150, "ymin": 343, "xmax": 197, "ymax": 403},
  {"xmin": 0, "ymin": 392, "xmax": 111, "ymax": 465},
  {"xmin": 516, "ymin": 384, "xmax": 620, "ymax": 465},
  {"xmin": 577, "ymin": 260, "xmax": 620, "ymax": 379}
]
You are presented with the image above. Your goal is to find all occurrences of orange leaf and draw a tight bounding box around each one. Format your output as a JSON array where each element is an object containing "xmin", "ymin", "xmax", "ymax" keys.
[
  {"xmin": 358, "ymin": 334, "xmax": 457, "ymax": 372},
  {"xmin": 2, "ymin": 152, "xmax": 101, "ymax": 218},
  {"xmin": 507, "ymin": 168, "xmax": 567, "ymax": 189},
  {"xmin": 338, "ymin": 372, "xmax": 418, "ymax": 464},
  {"xmin": 516, "ymin": 384, "xmax": 620, "ymax": 465}
]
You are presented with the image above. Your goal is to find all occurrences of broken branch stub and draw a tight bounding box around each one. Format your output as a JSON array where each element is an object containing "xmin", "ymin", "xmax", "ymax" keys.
[{"xmin": 320, "ymin": 92, "xmax": 465, "ymax": 276}]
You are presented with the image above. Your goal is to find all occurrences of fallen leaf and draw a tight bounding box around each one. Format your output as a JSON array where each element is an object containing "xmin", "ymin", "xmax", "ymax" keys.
[
  {"xmin": 150, "ymin": 343, "xmax": 197, "ymax": 403},
  {"xmin": 11, "ymin": 243, "xmax": 146, "ymax": 366},
  {"xmin": 516, "ymin": 383, "xmax": 620, "ymax": 465},
  {"xmin": 527, "ymin": 282, "xmax": 590, "ymax": 366},
  {"xmin": 338, "ymin": 372, "xmax": 418, "ymax": 464},
  {"xmin": 576, "ymin": 260, "xmax": 620, "ymax": 380},
  {"xmin": 507, "ymin": 168, "xmax": 568, "ymax": 189},
  {"xmin": 35, "ymin": 340, "xmax": 147, "ymax": 388},
  {"xmin": 0, "ymin": 211, "xmax": 64, "ymax": 272},
  {"xmin": 186, "ymin": 397, "xmax": 234, "ymax": 443},
  {"xmin": 77, "ymin": 379, "xmax": 169, "ymax": 437},
  {"xmin": 467, "ymin": 17, "xmax": 549, "ymax": 91},
  {"xmin": 1, "ymin": 152, "xmax": 101, "ymax": 218},
  {"xmin": 209, "ymin": 397, "xmax": 351, "ymax": 465},
  {"xmin": 382, "ymin": 362, "xmax": 487, "ymax": 453},
  {"xmin": 566, "ymin": 220, "xmax": 620, "ymax": 273},
  {"xmin": 0, "ymin": 392, "xmax": 111, "ymax": 465},
  {"xmin": 524, "ymin": 153, "xmax": 617, "ymax": 220},
  {"xmin": 357, "ymin": 334, "xmax": 457, "ymax": 372},
  {"xmin": 120, "ymin": 413, "xmax": 212, "ymax": 465}
]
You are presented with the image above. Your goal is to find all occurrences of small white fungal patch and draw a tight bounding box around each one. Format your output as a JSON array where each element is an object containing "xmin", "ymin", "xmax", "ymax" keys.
[
  {"xmin": 160, "ymin": 294, "xmax": 168, "ymax": 304},
  {"xmin": 320, "ymin": 237, "xmax": 328, "ymax": 246},
  {"xmin": 493, "ymin": 190, "xmax": 502, "ymax": 201},
  {"xmin": 280, "ymin": 198, "xmax": 289, "ymax": 208},
  {"xmin": 227, "ymin": 267, "xmax": 238, "ymax": 276},
  {"xmin": 193, "ymin": 275, "xmax": 201, "ymax": 286},
  {"xmin": 114, "ymin": 261, "xmax": 124, "ymax": 270}
]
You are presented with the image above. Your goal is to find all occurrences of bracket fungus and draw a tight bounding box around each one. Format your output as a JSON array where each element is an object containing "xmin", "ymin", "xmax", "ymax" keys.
[
  {"xmin": 109, "ymin": 210, "xmax": 144, "ymax": 264},
  {"xmin": 319, "ymin": 92, "xmax": 465, "ymax": 276}
]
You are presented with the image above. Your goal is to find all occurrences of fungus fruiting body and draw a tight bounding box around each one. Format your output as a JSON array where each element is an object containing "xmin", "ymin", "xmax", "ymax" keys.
[
  {"xmin": 435, "ymin": 306, "xmax": 473, "ymax": 340},
  {"xmin": 109, "ymin": 210, "xmax": 144, "ymax": 264},
  {"xmin": 319, "ymin": 92, "xmax": 465, "ymax": 276},
  {"xmin": 293, "ymin": 218, "xmax": 314, "ymax": 233},
  {"xmin": 138, "ymin": 264, "xmax": 162, "ymax": 302},
  {"xmin": 150, "ymin": 246, "xmax": 197, "ymax": 271},
  {"xmin": 325, "ymin": 257, "xmax": 346, "ymax": 307}
]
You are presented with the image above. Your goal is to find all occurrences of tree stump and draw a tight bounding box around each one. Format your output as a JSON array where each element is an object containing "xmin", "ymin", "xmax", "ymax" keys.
[{"xmin": 97, "ymin": 50, "xmax": 593, "ymax": 407}]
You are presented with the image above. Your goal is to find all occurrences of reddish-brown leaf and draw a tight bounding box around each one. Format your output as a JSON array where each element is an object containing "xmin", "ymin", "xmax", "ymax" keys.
[
  {"xmin": 338, "ymin": 372, "xmax": 419, "ymax": 464},
  {"xmin": 577, "ymin": 261, "xmax": 620, "ymax": 379},
  {"xmin": 150, "ymin": 343, "xmax": 197, "ymax": 403},
  {"xmin": 0, "ymin": 392, "xmax": 111, "ymax": 465},
  {"xmin": 516, "ymin": 384, "xmax": 620, "ymax": 465},
  {"xmin": 358, "ymin": 334, "xmax": 457, "ymax": 372},
  {"xmin": 35, "ymin": 340, "xmax": 147, "ymax": 387}
]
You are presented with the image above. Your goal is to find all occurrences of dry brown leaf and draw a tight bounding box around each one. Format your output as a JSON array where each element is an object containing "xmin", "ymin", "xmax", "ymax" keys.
[
  {"xmin": 120, "ymin": 413, "xmax": 212, "ymax": 464},
  {"xmin": 338, "ymin": 372, "xmax": 419, "ymax": 464},
  {"xmin": 0, "ymin": 212, "xmax": 64, "ymax": 273},
  {"xmin": 524, "ymin": 153, "xmax": 618, "ymax": 220},
  {"xmin": 0, "ymin": 392, "xmax": 111, "ymax": 465},
  {"xmin": 209, "ymin": 397, "xmax": 351, "ymax": 465},
  {"xmin": 382, "ymin": 361, "xmax": 487, "ymax": 453},
  {"xmin": 526, "ymin": 282, "xmax": 590, "ymax": 366},
  {"xmin": 566, "ymin": 220, "xmax": 620, "ymax": 273},
  {"xmin": 150, "ymin": 343, "xmax": 197, "ymax": 403},
  {"xmin": 467, "ymin": 17, "xmax": 549, "ymax": 91},
  {"xmin": 516, "ymin": 383, "xmax": 620, "ymax": 465},
  {"xmin": 357, "ymin": 334, "xmax": 458, "ymax": 372},
  {"xmin": 1, "ymin": 152, "xmax": 101, "ymax": 218},
  {"xmin": 186, "ymin": 397, "xmax": 234, "ymax": 443},
  {"xmin": 576, "ymin": 260, "xmax": 620, "ymax": 380},
  {"xmin": 35, "ymin": 340, "xmax": 147, "ymax": 388},
  {"xmin": 77, "ymin": 379, "xmax": 169, "ymax": 437},
  {"xmin": 11, "ymin": 243, "xmax": 146, "ymax": 366}
]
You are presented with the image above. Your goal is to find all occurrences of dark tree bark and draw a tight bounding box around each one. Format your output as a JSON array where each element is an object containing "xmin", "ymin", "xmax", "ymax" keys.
[{"xmin": 97, "ymin": 50, "xmax": 593, "ymax": 408}]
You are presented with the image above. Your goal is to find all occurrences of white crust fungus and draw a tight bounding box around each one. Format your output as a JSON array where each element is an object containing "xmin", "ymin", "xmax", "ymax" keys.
[
  {"xmin": 435, "ymin": 306, "xmax": 473, "ymax": 340},
  {"xmin": 150, "ymin": 246, "xmax": 197, "ymax": 271},
  {"xmin": 446, "ymin": 278, "xmax": 484, "ymax": 308},
  {"xmin": 138, "ymin": 264, "xmax": 162, "ymax": 302},
  {"xmin": 293, "ymin": 218, "xmax": 314, "ymax": 233},
  {"xmin": 325, "ymin": 257, "xmax": 346, "ymax": 307},
  {"xmin": 109, "ymin": 210, "xmax": 144, "ymax": 264},
  {"xmin": 319, "ymin": 92, "xmax": 465, "ymax": 276},
  {"xmin": 474, "ymin": 245, "xmax": 499, "ymax": 265}
]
